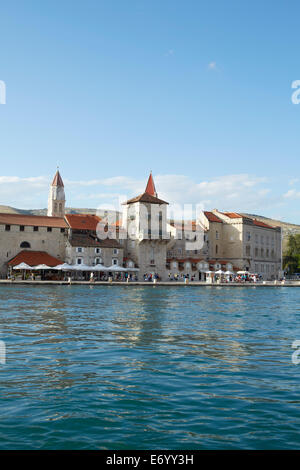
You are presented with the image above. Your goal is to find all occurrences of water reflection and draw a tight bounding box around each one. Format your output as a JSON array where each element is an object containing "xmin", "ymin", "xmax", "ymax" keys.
[{"xmin": 0, "ymin": 285, "xmax": 300, "ymax": 449}]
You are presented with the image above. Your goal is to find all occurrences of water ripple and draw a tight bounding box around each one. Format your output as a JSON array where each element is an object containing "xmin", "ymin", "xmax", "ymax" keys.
[{"xmin": 0, "ymin": 285, "xmax": 299, "ymax": 449}]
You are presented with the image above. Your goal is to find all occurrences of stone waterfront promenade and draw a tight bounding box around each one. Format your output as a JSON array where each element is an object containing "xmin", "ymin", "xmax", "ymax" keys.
[{"xmin": 0, "ymin": 280, "xmax": 299, "ymax": 287}]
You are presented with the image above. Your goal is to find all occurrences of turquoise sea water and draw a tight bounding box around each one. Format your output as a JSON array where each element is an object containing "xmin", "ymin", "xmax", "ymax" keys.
[{"xmin": 0, "ymin": 285, "xmax": 299, "ymax": 449}]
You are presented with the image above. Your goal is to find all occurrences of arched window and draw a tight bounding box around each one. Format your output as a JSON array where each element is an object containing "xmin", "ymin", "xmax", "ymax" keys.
[
  {"xmin": 20, "ymin": 241, "xmax": 31, "ymax": 248},
  {"xmin": 59, "ymin": 203, "xmax": 62, "ymax": 212}
]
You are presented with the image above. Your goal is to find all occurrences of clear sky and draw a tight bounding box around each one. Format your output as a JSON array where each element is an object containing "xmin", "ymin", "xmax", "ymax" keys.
[{"xmin": 1, "ymin": 0, "xmax": 300, "ymax": 222}]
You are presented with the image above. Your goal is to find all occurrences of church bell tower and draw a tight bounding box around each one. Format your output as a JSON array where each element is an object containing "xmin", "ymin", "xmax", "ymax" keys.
[{"xmin": 47, "ymin": 169, "xmax": 66, "ymax": 217}]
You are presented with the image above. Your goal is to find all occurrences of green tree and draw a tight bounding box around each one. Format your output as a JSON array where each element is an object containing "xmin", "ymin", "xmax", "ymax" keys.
[{"xmin": 283, "ymin": 234, "xmax": 300, "ymax": 274}]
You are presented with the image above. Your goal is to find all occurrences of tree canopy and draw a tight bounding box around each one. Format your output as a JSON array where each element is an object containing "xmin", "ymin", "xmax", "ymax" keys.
[{"xmin": 283, "ymin": 234, "xmax": 300, "ymax": 274}]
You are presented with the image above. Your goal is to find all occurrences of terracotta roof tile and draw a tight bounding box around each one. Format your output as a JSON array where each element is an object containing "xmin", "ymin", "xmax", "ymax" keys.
[
  {"xmin": 52, "ymin": 170, "xmax": 64, "ymax": 187},
  {"xmin": 8, "ymin": 250, "xmax": 62, "ymax": 267},
  {"xmin": 253, "ymin": 219, "xmax": 275, "ymax": 229},
  {"xmin": 222, "ymin": 212, "xmax": 243, "ymax": 219},
  {"xmin": 69, "ymin": 234, "xmax": 122, "ymax": 249},
  {"xmin": 204, "ymin": 211, "xmax": 223, "ymax": 223},
  {"xmin": 124, "ymin": 192, "xmax": 168, "ymax": 205},
  {"xmin": 145, "ymin": 173, "xmax": 157, "ymax": 197},
  {"xmin": 0, "ymin": 213, "xmax": 67, "ymax": 228},
  {"xmin": 65, "ymin": 214, "xmax": 101, "ymax": 231}
]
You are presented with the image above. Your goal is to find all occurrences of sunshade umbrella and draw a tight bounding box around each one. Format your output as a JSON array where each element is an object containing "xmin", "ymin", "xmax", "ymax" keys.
[
  {"xmin": 12, "ymin": 262, "xmax": 32, "ymax": 270},
  {"xmin": 73, "ymin": 264, "xmax": 93, "ymax": 271},
  {"xmin": 31, "ymin": 264, "xmax": 52, "ymax": 270},
  {"xmin": 106, "ymin": 265, "xmax": 123, "ymax": 271},
  {"xmin": 53, "ymin": 263, "xmax": 74, "ymax": 271},
  {"xmin": 93, "ymin": 264, "xmax": 109, "ymax": 271}
]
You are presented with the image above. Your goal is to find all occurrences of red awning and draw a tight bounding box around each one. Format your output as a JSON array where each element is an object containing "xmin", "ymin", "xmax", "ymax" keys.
[{"xmin": 8, "ymin": 250, "xmax": 62, "ymax": 267}]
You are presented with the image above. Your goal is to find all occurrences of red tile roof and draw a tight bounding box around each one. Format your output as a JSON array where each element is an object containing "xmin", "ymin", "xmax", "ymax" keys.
[
  {"xmin": 145, "ymin": 172, "xmax": 157, "ymax": 197},
  {"xmin": 223, "ymin": 212, "xmax": 243, "ymax": 219},
  {"xmin": 124, "ymin": 192, "xmax": 168, "ymax": 205},
  {"xmin": 8, "ymin": 250, "xmax": 62, "ymax": 267},
  {"xmin": 0, "ymin": 213, "xmax": 67, "ymax": 228},
  {"xmin": 204, "ymin": 211, "xmax": 223, "ymax": 223},
  {"xmin": 52, "ymin": 170, "xmax": 64, "ymax": 187},
  {"xmin": 65, "ymin": 214, "xmax": 101, "ymax": 231},
  {"xmin": 69, "ymin": 234, "xmax": 122, "ymax": 248},
  {"xmin": 253, "ymin": 219, "xmax": 276, "ymax": 229}
]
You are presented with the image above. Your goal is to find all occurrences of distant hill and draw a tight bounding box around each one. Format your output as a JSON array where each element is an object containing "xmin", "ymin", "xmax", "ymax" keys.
[{"xmin": 0, "ymin": 205, "xmax": 121, "ymax": 218}]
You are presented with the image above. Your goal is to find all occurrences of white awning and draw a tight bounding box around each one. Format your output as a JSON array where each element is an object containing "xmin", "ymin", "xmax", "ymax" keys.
[
  {"xmin": 52, "ymin": 263, "xmax": 74, "ymax": 271},
  {"xmin": 31, "ymin": 264, "xmax": 52, "ymax": 270},
  {"xmin": 12, "ymin": 263, "xmax": 32, "ymax": 270}
]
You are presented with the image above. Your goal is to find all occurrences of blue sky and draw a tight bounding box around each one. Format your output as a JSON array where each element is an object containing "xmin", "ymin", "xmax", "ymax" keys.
[{"xmin": 0, "ymin": 0, "xmax": 300, "ymax": 222}]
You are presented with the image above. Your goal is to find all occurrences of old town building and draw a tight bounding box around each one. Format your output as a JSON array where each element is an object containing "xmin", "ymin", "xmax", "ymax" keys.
[{"xmin": 0, "ymin": 169, "xmax": 283, "ymax": 280}]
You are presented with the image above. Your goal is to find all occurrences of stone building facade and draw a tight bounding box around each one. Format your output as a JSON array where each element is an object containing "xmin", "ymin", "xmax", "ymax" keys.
[
  {"xmin": 0, "ymin": 169, "xmax": 283, "ymax": 280},
  {"xmin": 0, "ymin": 213, "xmax": 67, "ymax": 276}
]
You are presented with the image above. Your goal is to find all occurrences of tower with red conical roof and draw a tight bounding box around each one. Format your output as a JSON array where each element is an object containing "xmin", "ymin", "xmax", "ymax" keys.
[
  {"xmin": 145, "ymin": 172, "xmax": 157, "ymax": 198},
  {"xmin": 122, "ymin": 172, "xmax": 169, "ymax": 280},
  {"xmin": 47, "ymin": 169, "xmax": 66, "ymax": 217}
]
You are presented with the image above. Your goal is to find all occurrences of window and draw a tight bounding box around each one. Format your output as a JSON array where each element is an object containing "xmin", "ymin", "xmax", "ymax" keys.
[
  {"xmin": 266, "ymin": 249, "xmax": 269, "ymax": 258},
  {"xmin": 261, "ymin": 235, "xmax": 264, "ymax": 244},
  {"xmin": 20, "ymin": 241, "xmax": 30, "ymax": 248},
  {"xmin": 113, "ymin": 248, "xmax": 118, "ymax": 255},
  {"xmin": 60, "ymin": 228, "xmax": 65, "ymax": 233},
  {"xmin": 112, "ymin": 258, "xmax": 118, "ymax": 265},
  {"xmin": 261, "ymin": 248, "xmax": 264, "ymax": 257},
  {"xmin": 246, "ymin": 232, "xmax": 251, "ymax": 241},
  {"xmin": 76, "ymin": 258, "xmax": 82, "ymax": 265},
  {"xmin": 33, "ymin": 226, "xmax": 39, "ymax": 232},
  {"xmin": 150, "ymin": 247, "xmax": 155, "ymax": 264},
  {"xmin": 95, "ymin": 248, "xmax": 101, "ymax": 254},
  {"xmin": 255, "ymin": 234, "xmax": 258, "ymax": 243},
  {"xmin": 261, "ymin": 264, "xmax": 264, "ymax": 272},
  {"xmin": 255, "ymin": 247, "xmax": 258, "ymax": 257},
  {"xmin": 95, "ymin": 257, "xmax": 102, "ymax": 265},
  {"xmin": 246, "ymin": 245, "xmax": 251, "ymax": 256},
  {"xmin": 216, "ymin": 231, "xmax": 219, "ymax": 240},
  {"xmin": 216, "ymin": 244, "xmax": 218, "ymax": 254},
  {"xmin": 54, "ymin": 203, "xmax": 57, "ymax": 212},
  {"xmin": 20, "ymin": 225, "xmax": 25, "ymax": 232},
  {"xmin": 59, "ymin": 203, "xmax": 62, "ymax": 212},
  {"xmin": 47, "ymin": 227, "xmax": 52, "ymax": 232},
  {"xmin": 5, "ymin": 225, "xmax": 10, "ymax": 231},
  {"xmin": 76, "ymin": 247, "xmax": 84, "ymax": 253}
]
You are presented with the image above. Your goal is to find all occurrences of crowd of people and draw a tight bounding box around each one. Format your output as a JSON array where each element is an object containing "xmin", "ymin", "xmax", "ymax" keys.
[{"xmin": 143, "ymin": 273, "xmax": 161, "ymax": 282}]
